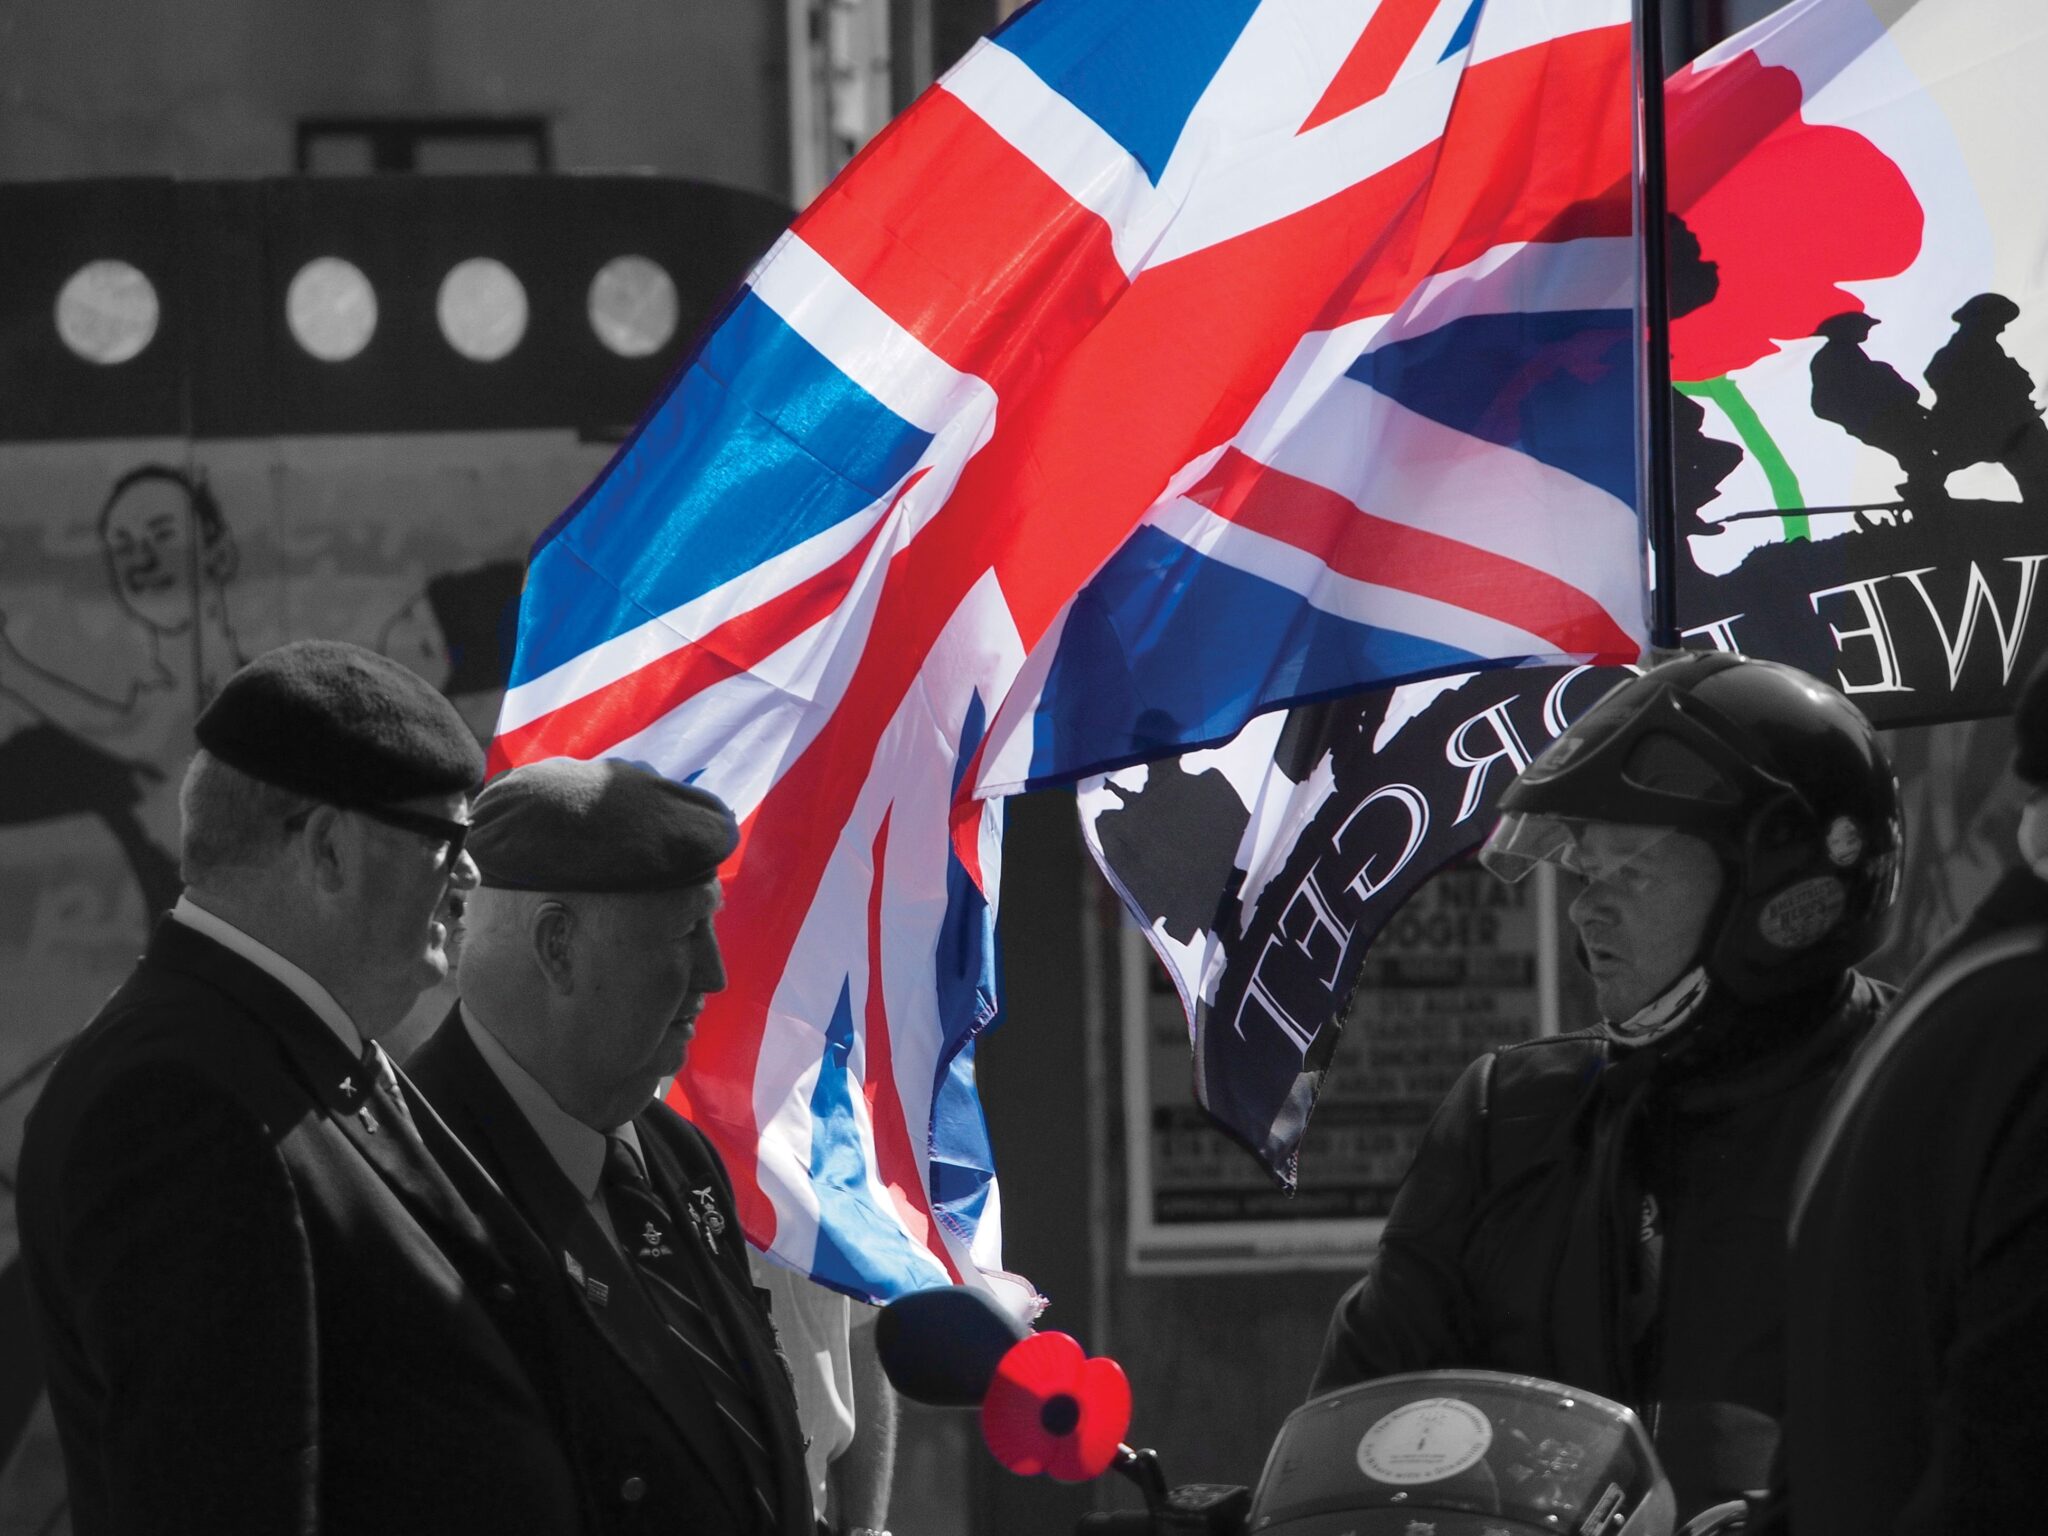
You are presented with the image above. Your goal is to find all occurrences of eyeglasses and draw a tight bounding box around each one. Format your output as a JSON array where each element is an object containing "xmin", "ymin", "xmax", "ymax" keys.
[
  {"xmin": 285, "ymin": 803, "xmax": 471, "ymax": 864},
  {"xmin": 353, "ymin": 803, "xmax": 471, "ymax": 865}
]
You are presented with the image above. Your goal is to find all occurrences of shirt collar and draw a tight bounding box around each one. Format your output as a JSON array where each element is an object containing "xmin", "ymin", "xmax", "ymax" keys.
[
  {"xmin": 172, "ymin": 893, "xmax": 363, "ymax": 1058},
  {"xmin": 459, "ymin": 1003, "xmax": 643, "ymax": 1203}
]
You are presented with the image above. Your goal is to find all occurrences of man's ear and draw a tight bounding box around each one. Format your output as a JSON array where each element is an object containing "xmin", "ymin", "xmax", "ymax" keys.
[
  {"xmin": 530, "ymin": 900, "xmax": 578, "ymax": 994},
  {"xmin": 300, "ymin": 805, "xmax": 349, "ymax": 895}
]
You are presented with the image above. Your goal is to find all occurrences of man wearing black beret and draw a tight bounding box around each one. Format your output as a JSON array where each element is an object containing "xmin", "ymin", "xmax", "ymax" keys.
[
  {"xmin": 1775, "ymin": 650, "xmax": 2048, "ymax": 1534},
  {"xmin": 408, "ymin": 755, "xmax": 816, "ymax": 1536},
  {"xmin": 16, "ymin": 640, "xmax": 586, "ymax": 1536}
]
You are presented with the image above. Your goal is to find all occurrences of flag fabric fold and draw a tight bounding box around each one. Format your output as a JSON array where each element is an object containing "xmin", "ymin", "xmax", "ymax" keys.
[
  {"xmin": 1089, "ymin": 0, "xmax": 2048, "ymax": 1183},
  {"xmin": 498, "ymin": 0, "xmax": 1652, "ymax": 1300}
]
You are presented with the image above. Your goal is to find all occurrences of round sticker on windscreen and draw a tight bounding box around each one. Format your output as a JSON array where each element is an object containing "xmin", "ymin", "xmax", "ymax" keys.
[{"xmin": 1356, "ymin": 1397, "xmax": 1494, "ymax": 1484}]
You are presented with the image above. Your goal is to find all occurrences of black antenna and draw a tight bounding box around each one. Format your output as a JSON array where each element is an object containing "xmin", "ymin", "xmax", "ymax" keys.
[{"xmin": 1635, "ymin": 0, "xmax": 1682, "ymax": 651}]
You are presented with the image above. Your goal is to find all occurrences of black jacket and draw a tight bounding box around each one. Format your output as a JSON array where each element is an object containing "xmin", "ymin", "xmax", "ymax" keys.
[
  {"xmin": 1312, "ymin": 973, "xmax": 1889, "ymax": 1518},
  {"xmin": 16, "ymin": 919, "xmax": 584, "ymax": 1536},
  {"xmin": 1780, "ymin": 870, "xmax": 2048, "ymax": 1535},
  {"xmin": 407, "ymin": 1010, "xmax": 815, "ymax": 1536}
]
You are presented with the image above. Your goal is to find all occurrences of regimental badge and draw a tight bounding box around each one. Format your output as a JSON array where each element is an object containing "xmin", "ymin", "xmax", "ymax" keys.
[
  {"xmin": 688, "ymin": 1188, "xmax": 726, "ymax": 1254},
  {"xmin": 638, "ymin": 1219, "xmax": 670, "ymax": 1258}
]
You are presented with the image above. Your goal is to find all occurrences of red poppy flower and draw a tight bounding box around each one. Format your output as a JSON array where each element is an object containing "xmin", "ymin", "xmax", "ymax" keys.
[
  {"xmin": 1664, "ymin": 48, "xmax": 1923, "ymax": 382},
  {"xmin": 980, "ymin": 1331, "xmax": 1132, "ymax": 1483}
]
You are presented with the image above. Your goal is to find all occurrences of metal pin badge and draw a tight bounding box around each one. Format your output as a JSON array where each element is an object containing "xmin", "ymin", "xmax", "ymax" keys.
[{"xmin": 689, "ymin": 1188, "xmax": 725, "ymax": 1254}]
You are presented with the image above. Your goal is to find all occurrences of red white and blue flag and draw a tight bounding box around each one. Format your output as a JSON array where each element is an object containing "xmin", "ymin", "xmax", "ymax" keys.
[
  {"xmin": 494, "ymin": 0, "xmax": 1646, "ymax": 1301},
  {"xmin": 1086, "ymin": 0, "xmax": 2048, "ymax": 1184}
]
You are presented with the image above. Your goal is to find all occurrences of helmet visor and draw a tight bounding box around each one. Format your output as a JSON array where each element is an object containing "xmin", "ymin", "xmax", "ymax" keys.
[
  {"xmin": 1503, "ymin": 670, "xmax": 1772, "ymax": 839},
  {"xmin": 1480, "ymin": 813, "xmax": 1694, "ymax": 891}
]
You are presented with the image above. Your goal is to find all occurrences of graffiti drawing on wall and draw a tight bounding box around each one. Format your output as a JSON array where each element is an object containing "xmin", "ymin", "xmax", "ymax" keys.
[{"xmin": 0, "ymin": 464, "xmax": 245, "ymax": 921}]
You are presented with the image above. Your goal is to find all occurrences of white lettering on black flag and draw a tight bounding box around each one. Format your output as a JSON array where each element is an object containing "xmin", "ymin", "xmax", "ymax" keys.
[{"xmin": 1080, "ymin": 665, "xmax": 1633, "ymax": 1183}]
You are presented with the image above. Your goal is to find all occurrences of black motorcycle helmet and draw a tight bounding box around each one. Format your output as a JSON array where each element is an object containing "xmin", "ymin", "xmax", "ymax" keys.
[{"xmin": 1481, "ymin": 653, "xmax": 1901, "ymax": 1003}]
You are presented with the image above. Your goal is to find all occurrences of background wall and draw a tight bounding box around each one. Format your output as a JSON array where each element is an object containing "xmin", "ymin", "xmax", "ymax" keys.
[{"xmin": 0, "ymin": 0, "xmax": 790, "ymax": 194}]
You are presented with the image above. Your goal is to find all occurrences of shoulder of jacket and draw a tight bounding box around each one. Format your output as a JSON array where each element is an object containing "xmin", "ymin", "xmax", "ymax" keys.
[
  {"xmin": 1491, "ymin": 1029, "xmax": 1609, "ymax": 1074},
  {"xmin": 1428, "ymin": 1032, "xmax": 1606, "ymax": 1128},
  {"xmin": 49, "ymin": 970, "xmax": 270, "ymax": 1103},
  {"xmin": 1884, "ymin": 924, "xmax": 2048, "ymax": 1044},
  {"xmin": 638, "ymin": 1100, "xmax": 724, "ymax": 1172}
]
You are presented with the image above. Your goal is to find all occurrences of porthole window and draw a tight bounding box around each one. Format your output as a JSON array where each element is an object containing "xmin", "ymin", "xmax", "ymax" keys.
[
  {"xmin": 287, "ymin": 257, "xmax": 379, "ymax": 362},
  {"xmin": 588, "ymin": 255, "xmax": 679, "ymax": 358},
  {"xmin": 438, "ymin": 257, "xmax": 528, "ymax": 362},
  {"xmin": 56, "ymin": 260, "xmax": 160, "ymax": 364}
]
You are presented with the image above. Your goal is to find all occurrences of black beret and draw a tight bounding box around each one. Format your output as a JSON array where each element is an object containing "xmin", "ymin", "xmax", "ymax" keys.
[
  {"xmin": 2016, "ymin": 650, "xmax": 2048, "ymax": 785},
  {"xmin": 469, "ymin": 757, "xmax": 738, "ymax": 892},
  {"xmin": 195, "ymin": 639, "xmax": 483, "ymax": 805}
]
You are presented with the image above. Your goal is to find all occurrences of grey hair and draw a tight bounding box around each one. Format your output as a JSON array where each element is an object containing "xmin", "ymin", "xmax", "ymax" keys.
[
  {"xmin": 457, "ymin": 885, "xmax": 549, "ymax": 976},
  {"xmin": 178, "ymin": 749, "xmax": 315, "ymax": 883},
  {"xmin": 459, "ymin": 887, "xmax": 633, "ymax": 973}
]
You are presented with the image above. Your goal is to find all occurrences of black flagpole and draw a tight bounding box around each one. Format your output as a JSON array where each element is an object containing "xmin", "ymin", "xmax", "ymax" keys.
[{"xmin": 1636, "ymin": 0, "xmax": 1682, "ymax": 651}]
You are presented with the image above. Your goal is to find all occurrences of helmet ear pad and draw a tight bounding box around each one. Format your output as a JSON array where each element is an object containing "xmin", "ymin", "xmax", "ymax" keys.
[{"xmin": 1703, "ymin": 778, "xmax": 1901, "ymax": 1004}]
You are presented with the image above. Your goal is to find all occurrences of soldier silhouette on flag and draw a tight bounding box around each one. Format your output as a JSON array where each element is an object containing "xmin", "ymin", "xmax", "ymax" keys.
[
  {"xmin": 1925, "ymin": 292, "xmax": 2048, "ymax": 506},
  {"xmin": 1809, "ymin": 311, "xmax": 1944, "ymax": 506}
]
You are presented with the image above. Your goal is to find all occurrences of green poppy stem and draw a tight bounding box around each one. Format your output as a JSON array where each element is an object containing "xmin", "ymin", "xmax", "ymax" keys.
[{"xmin": 1676, "ymin": 376, "xmax": 1809, "ymax": 541}]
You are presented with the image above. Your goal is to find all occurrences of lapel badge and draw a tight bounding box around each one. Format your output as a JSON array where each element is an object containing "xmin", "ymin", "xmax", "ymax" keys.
[
  {"xmin": 638, "ymin": 1220, "xmax": 670, "ymax": 1259},
  {"xmin": 566, "ymin": 1249, "xmax": 610, "ymax": 1305},
  {"xmin": 688, "ymin": 1188, "xmax": 726, "ymax": 1254},
  {"xmin": 339, "ymin": 1074, "xmax": 356, "ymax": 1098}
]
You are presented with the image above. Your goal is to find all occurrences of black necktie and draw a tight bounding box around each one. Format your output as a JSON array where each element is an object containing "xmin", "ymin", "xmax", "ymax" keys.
[{"xmin": 601, "ymin": 1133, "xmax": 780, "ymax": 1530}]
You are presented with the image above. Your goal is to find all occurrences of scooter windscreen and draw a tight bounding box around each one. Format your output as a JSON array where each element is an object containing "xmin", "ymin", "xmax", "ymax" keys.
[{"xmin": 1248, "ymin": 1371, "xmax": 1676, "ymax": 1536}]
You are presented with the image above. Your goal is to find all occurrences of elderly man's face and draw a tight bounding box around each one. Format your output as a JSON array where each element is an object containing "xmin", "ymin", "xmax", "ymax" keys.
[
  {"xmin": 343, "ymin": 791, "xmax": 479, "ymax": 1011},
  {"xmin": 570, "ymin": 880, "xmax": 727, "ymax": 1128},
  {"xmin": 1566, "ymin": 823, "xmax": 1724, "ymax": 1022}
]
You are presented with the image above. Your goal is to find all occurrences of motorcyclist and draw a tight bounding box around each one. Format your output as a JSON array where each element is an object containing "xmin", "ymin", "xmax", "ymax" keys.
[{"xmin": 1310, "ymin": 653, "xmax": 1903, "ymax": 1521}]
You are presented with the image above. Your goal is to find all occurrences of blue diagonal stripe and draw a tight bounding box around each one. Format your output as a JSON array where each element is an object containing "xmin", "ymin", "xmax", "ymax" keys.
[
  {"xmin": 1346, "ymin": 307, "xmax": 1635, "ymax": 506},
  {"xmin": 513, "ymin": 287, "xmax": 932, "ymax": 686},
  {"xmin": 994, "ymin": 0, "xmax": 1260, "ymax": 184},
  {"xmin": 1024, "ymin": 525, "xmax": 1491, "ymax": 788}
]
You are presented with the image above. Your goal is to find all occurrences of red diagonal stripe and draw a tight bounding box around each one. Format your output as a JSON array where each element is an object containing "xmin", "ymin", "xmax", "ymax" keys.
[
  {"xmin": 1189, "ymin": 447, "xmax": 1638, "ymax": 657},
  {"xmin": 488, "ymin": 475, "xmax": 915, "ymax": 775},
  {"xmin": 1301, "ymin": 0, "xmax": 1442, "ymax": 132},
  {"xmin": 1315, "ymin": 22, "xmax": 1633, "ymax": 329},
  {"xmin": 794, "ymin": 86, "xmax": 1129, "ymax": 394}
]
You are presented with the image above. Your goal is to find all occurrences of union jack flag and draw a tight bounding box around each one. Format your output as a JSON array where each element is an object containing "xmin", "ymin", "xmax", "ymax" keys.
[{"xmin": 493, "ymin": 0, "xmax": 1645, "ymax": 1302}]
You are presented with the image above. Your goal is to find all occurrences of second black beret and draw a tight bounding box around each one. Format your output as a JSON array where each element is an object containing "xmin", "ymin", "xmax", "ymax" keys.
[{"xmin": 469, "ymin": 757, "xmax": 738, "ymax": 892}]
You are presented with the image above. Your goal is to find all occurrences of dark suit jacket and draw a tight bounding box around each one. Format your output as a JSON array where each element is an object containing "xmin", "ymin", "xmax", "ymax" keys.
[
  {"xmin": 16, "ymin": 918, "xmax": 585, "ymax": 1536},
  {"xmin": 1780, "ymin": 872, "xmax": 2048, "ymax": 1535},
  {"xmin": 407, "ymin": 1009, "xmax": 814, "ymax": 1536}
]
